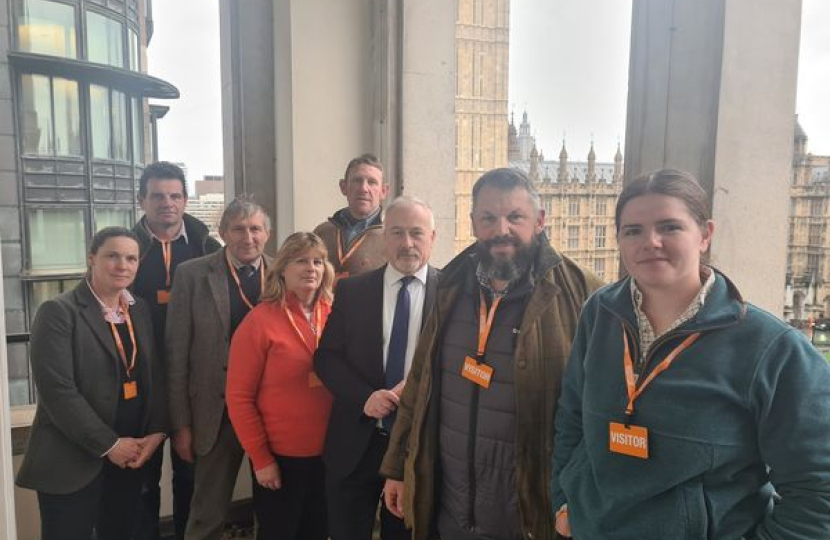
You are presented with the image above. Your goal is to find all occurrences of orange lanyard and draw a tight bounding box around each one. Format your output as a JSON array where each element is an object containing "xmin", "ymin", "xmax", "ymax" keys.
[
  {"xmin": 225, "ymin": 250, "xmax": 266, "ymax": 309},
  {"xmin": 335, "ymin": 228, "xmax": 368, "ymax": 269},
  {"xmin": 284, "ymin": 301, "xmax": 323, "ymax": 354},
  {"xmin": 477, "ymin": 290, "xmax": 504, "ymax": 358},
  {"xmin": 109, "ymin": 303, "xmax": 137, "ymax": 379},
  {"xmin": 622, "ymin": 324, "xmax": 700, "ymax": 416},
  {"xmin": 160, "ymin": 240, "xmax": 172, "ymax": 288}
]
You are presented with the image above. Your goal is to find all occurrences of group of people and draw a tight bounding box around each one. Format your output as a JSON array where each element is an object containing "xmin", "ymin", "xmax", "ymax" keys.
[{"xmin": 15, "ymin": 153, "xmax": 830, "ymax": 540}]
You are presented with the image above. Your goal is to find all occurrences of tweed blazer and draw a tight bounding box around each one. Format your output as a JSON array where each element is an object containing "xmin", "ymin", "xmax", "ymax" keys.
[
  {"xmin": 165, "ymin": 248, "xmax": 273, "ymax": 456},
  {"xmin": 17, "ymin": 281, "xmax": 167, "ymax": 494}
]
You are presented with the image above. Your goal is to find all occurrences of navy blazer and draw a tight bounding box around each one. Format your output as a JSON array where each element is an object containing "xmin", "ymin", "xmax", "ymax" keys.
[
  {"xmin": 315, "ymin": 264, "xmax": 438, "ymax": 479},
  {"xmin": 17, "ymin": 281, "xmax": 167, "ymax": 494}
]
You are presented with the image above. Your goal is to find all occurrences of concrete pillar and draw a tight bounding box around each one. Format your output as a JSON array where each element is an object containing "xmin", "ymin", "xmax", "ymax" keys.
[
  {"xmin": 399, "ymin": 0, "xmax": 457, "ymax": 265},
  {"xmin": 625, "ymin": 0, "xmax": 802, "ymax": 314},
  {"xmin": 0, "ymin": 245, "xmax": 18, "ymax": 539},
  {"xmin": 219, "ymin": 0, "xmax": 277, "ymax": 250},
  {"xmin": 220, "ymin": 0, "xmax": 457, "ymax": 263}
]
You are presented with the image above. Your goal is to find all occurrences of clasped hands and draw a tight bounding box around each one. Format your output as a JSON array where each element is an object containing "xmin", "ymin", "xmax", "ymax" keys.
[
  {"xmin": 106, "ymin": 432, "xmax": 166, "ymax": 469},
  {"xmin": 363, "ymin": 381, "xmax": 405, "ymax": 419}
]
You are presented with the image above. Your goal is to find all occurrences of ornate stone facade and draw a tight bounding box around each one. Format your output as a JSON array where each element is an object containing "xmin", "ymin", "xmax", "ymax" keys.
[
  {"xmin": 507, "ymin": 112, "xmax": 623, "ymax": 281},
  {"xmin": 785, "ymin": 119, "xmax": 830, "ymax": 322}
]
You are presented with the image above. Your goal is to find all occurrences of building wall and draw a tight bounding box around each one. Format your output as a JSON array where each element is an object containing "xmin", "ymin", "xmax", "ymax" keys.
[
  {"xmin": 454, "ymin": 0, "xmax": 510, "ymax": 253},
  {"xmin": 0, "ymin": 0, "xmax": 188, "ymax": 533},
  {"xmin": 540, "ymin": 180, "xmax": 621, "ymax": 282},
  {"xmin": 785, "ymin": 127, "xmax": 830, "ymax": 321}
]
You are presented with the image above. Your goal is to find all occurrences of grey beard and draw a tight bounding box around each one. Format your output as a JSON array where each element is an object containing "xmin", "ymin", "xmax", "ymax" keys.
[{"xmin": 478, "ymin": 235, "xmax": 538, "ymax": 284}]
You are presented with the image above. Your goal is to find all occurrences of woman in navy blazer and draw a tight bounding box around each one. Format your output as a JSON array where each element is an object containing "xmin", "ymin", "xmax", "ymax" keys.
[{"xmin": 17, "ymin": 227, "xmax": 168, "ymax": 540}]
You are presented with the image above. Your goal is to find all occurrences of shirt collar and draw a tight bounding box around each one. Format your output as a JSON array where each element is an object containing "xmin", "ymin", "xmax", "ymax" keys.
[
  {"xmin": 384, "ymin": 262, "xmax": 428, "ymax": 288},
  {"xmin": 86, "ymin": 279, "xmax": 135, "ymax": 323},
  {"xmin": 225, "ymin": 248, "xmax": 263, "ymax": 270},
  {"xmin": 143, "ymin": 218, "xmax": 189, "ymax": 244}
]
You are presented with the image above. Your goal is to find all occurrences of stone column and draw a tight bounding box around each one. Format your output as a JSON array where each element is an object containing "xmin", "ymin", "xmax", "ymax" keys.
[
  {"xmin": 625, "ymin": 0, "xmax": 802, "ymax": 314},
  {"xmin": 0, "ymin": 244, "xmax": 18, "ymax": 539},
  {"xmin": 219, "ymin": 0, "xmax": 277, "ymax": 250},
  {"xmin": 220, "ymin": 0, "xmax": 457, "ymax": 261},
  {"xmin": 399, "ymin": 0, "xmax": 457, "ymax": 265}
]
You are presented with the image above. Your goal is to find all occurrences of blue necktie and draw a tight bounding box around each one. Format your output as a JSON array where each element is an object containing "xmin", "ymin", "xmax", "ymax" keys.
[{"xmin": 383, "ymin": 275, "xmax": 414, "ymax": 430}]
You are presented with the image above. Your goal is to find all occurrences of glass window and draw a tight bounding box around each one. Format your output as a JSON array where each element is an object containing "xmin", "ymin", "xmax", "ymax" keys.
[
  {"xmin": 18, "ymin": 0, "xmax": 77, "ymax": 58},
  {"xmin": 94, "ymin": 208, "xmax": 132, "ymax": 230},
  {"xmin": 30, "ymin": 279, "xmax": 81, "ymax": 322},
  {"xmin": 128, "ymin": 29, "xmax": 139, "ymax": 70},
  {"xmin": 28, "ymin": 208, "xmax": 87, "ymax": 271},
  {"xmin": 86, "ymin": 10, "xmax": 124, "ymax": 68},
  {"xmin": 52, "ymin": 77, "xmax": 82, "ymax": 156},
  {"xmin": 90, "ymin": 84, "xmax": 110, "ymax": 158},
  {"xmin": 20, "ymin": 74, "xmax": 52, "ymax": 155},
  {"xmin": 20, "ymin": 74, "xmax": 81, "ymax": 157},
  {"xmin": 112, "ymin": 90, "xmax": 128, "ymax": 161},
  {"xmin": 567, "ymin": 225, "xmax": 579, "ymax": 249},
  {"xmin": 593, "ymin": 258, "xmax": 606, "ymax": 279},
  {"xmin": 569, "ymin": 199, "xmax": 580, "ymax": 216},
  {"xmin": 132, "ymin": 97, "xmax": 143, "ymax": 164},
  {"xmin": 595, "ymin": 225, "xmax": 606, "ymax": 248}
]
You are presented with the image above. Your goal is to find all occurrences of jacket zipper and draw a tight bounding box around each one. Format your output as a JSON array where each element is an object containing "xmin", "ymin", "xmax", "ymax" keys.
[
  {"xmin": 467, "ymin": 382, "xmax": 480, "ymax": 530},
  {"xmin": 618, "ymin": 316, "xmax": 736, "ymax": 379}
]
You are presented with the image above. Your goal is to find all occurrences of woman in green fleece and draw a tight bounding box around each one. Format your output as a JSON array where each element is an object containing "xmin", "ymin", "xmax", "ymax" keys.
[{"xmin": 551, "ymin": 169, "xmax": 830, "ymax": 540}]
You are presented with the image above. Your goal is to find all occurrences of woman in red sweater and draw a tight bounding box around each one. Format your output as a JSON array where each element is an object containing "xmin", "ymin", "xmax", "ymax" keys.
[{"xmin": 227, "ymin": 231, "xmax": 335, "ymax": 540}]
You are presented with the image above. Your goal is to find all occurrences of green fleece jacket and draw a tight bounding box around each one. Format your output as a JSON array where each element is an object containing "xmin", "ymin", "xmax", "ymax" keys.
[{"xmin": 551, "ymin": 271, "xmax": 830, "ymax": 540}]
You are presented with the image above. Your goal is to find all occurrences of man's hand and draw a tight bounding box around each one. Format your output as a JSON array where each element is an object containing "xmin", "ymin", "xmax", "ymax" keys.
[
  {"xmin": 384, "ymin": 479, "xmax": 405, "ymax": 519},
  {"xmin": 255, "ymin": 462, "xmax": 282, "ymax": 490},
  {"xmin": 128, "ymin": 433, "xmax": 166, "ymax": 468},
  {"xmin": 391, "ymin": 380, "xmax": 405, "ymax": 397},
  {"xmin": 363, "ymin": 389, "xmax": 400, "ymax": 419},
  {"xmin": 172, "ymin": 426, "xmax": 195, "ymax": 463},
  {"xmin": 106, "ymin": 438, "xmax": 142, "ymax": 468}
]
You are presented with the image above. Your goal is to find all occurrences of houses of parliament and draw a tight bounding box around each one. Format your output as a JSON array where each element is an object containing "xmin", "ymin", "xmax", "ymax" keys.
[{"xmin": 451, "ymin": 0, "xmax": 821, "ymax": 321}]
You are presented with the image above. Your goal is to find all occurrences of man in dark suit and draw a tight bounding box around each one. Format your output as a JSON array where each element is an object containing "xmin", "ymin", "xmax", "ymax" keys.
[
  {"xmin": 165, "ymin": 196, "xmax": 272, "ymax": 540},
  {"xmin": 316, "ymin": 195, "xmax": 438, "ymax": 540}
]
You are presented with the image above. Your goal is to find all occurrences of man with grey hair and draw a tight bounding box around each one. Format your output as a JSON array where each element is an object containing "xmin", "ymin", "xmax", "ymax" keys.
[
  {"xmin": 381, "ymin": 169, "xmax": 603, "ymax": 540},
  {"xmin": 166, "ymin": 196, "xmax": 273, "ymax": 540},
  {"xmin": 316, "ymin": 195, "xmax": 438, "ymax": 540}
]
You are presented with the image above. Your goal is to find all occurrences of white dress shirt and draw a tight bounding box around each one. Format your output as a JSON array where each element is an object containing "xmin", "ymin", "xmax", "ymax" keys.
[{"xmin": 382, "ymin": 263, "xmax": 429, "ymax": 379}]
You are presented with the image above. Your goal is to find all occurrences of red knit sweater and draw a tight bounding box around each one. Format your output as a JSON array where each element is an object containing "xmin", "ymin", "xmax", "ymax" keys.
[{"xmin": 227, "ymin": 293, "xmax": 332, "ymax": 471}]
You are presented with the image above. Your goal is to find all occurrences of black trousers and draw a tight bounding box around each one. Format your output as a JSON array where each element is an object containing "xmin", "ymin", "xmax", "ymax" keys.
[
  {"xmin": 38, "ymin": 461, "xmax": 143, "ymax": 540},
  {"xmin": 326, "ymin": 429, "xmax": 410, "ymax": 540},
  {"xmin": 251, "ymin": 455, "xmax": 328, "ymax": 540},
  {"xmin": 132, "ymin": 440, "xmax": 195, "ymax": 540}
]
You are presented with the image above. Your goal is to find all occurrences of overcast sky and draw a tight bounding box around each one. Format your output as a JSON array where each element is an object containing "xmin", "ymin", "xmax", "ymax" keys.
[{"xmin": 147, "ymin": 0, "xmax": 830, "ymax": 183}]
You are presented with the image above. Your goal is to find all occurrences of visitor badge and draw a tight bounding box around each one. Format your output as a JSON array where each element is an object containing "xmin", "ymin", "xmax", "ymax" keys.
[
  {"xmin": 123, "ymin": 380, "xmax": 138, "ymax": 400},
  {"xmin": 157, "ymin": 290, "xmax": 170, "ymax": 304},
  {"xmin": 461, "ymin": 356, "xmax": 493, "ymax": 389},
  {"xmin": 308, "ymin": 371, "xmax": 323, "ymax": 388},
  {"xmin": 609, "ymin": 422, "xmax": 648, "ymax": 459}
]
